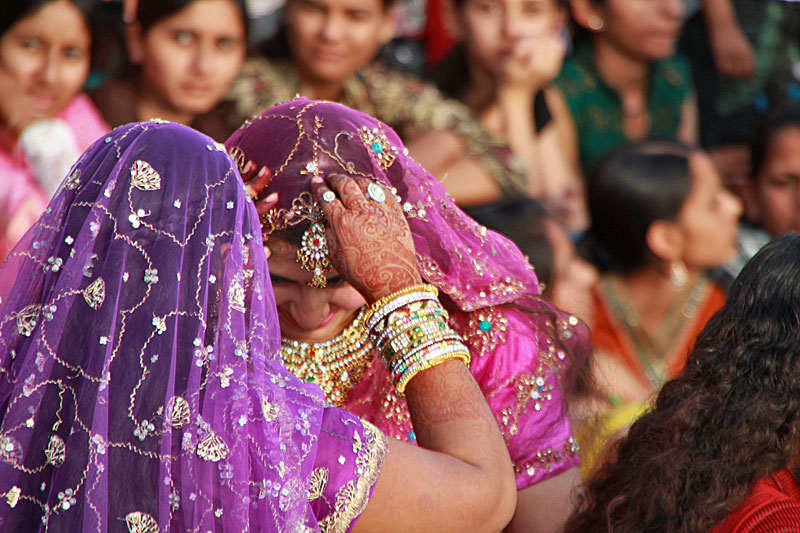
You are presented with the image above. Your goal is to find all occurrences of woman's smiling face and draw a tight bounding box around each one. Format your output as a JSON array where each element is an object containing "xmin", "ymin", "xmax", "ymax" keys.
[{"xmin": 268, "ymin": 238, "xmax": 367, "ymax": 343}]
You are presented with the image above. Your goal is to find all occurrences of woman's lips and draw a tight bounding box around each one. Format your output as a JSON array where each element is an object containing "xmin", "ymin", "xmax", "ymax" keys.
[{"xmin": 278, "ymin": 307, "xmax": 337, "ymax": 331}]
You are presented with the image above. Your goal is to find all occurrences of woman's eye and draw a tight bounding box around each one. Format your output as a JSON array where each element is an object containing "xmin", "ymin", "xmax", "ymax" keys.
[
  {"xmin": 326, "ymin": 276, "xmax": 346, "ymax": 286},
  {"xmin": 269, "ymin": 274, "xmax": 292, "ymax": 285},
  {"xmin": 21, "ymin": 37, "xmax": 42, "ymax": 51},
  {"xmin": 64, "ymin": 46, "xmax": 84, "ymax": 61},
  {"xmin": 174, "ymin": 30, "xmax": 193, "ymax": 45}
]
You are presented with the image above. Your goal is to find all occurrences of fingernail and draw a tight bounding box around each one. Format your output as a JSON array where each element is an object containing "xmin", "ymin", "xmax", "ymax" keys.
[
  {"xmin": 265, "ymin": 192, "xmax": 278, "ymax": 202},
  {"xmin": 311, "ymin": 176, "xmax": 324, "ymax": 184},
  {"xmin": 257, "ymin": 166, "xmax": 267, "ymax": 177}
]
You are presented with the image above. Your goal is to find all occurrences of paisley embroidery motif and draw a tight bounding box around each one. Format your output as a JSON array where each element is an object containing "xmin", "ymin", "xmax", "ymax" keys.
[
  {"xmin": 308, "ymin": 467, "xmax": 329, "ymax": 501},
  {"xmin": 196, "ymin": 432, "xmax": 229, "ymax": 462},
  {"xmin": 16, "ymin": 304, "xmax": 42, "ymax": 337},
  {"xmin": 82, "ymin": 277, "xmax": 105, "ymax": 310},
  {"xmin": 130, "ymin": 160, "xmax": 161, "ymax": 191},
  {"xmin": 44, "ymin": 435, "xmax": 66, "ymax": 467},
  {"xmin": 125, "ymin": 511, "xmax": 160, "ymax": 533},
  {"xmin": 166, "ymin": 397, "xmax": 190, "ymax": 428},
  {"xmin": 227, "ymin": 278, "xmax": 245, "ymax": 313}
]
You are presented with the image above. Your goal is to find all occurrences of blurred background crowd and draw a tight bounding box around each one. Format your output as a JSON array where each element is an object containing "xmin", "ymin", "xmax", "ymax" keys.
[{"xmin": 1, "ymin": 0, "xmax": 799, "ymax": 503}]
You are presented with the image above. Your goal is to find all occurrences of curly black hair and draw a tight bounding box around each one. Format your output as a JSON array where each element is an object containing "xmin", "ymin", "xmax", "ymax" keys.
[{"xmin": 566, "ymin": 233, "xmax": 800, "ymax": 533}]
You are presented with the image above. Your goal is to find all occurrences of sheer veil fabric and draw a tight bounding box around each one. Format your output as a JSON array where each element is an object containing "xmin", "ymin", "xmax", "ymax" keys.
[{"xmin": 0, "ymin": 121, "xmax": 385, "ymax": 531}]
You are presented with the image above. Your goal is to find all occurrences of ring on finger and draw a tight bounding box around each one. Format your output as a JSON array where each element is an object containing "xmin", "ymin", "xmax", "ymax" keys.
[
  {"xmin": 322, "ymin": 190, "xmax": 337, "ymax": 203},
  {"xmin": 366, "ymin": 182, "xmax": 386, "ymax": 203}
]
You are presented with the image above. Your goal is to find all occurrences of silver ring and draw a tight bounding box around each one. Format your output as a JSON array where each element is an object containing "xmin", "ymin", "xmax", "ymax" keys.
[
  {"xmin": 322, "ymin": 190, "xmax": 336, "ymax": 203},
  {"xmin": 366, "ymin": 182, "xmax": 386, "ymax": 203}
]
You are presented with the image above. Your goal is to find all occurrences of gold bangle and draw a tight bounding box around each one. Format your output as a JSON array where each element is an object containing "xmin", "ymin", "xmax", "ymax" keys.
[
  {"xmin": 363, "ymin": 284, "xmax": 438, "ymax": 329},
  {"xmin": 396, "ymin": 350, "xmax": 471, "ymax": 396}
]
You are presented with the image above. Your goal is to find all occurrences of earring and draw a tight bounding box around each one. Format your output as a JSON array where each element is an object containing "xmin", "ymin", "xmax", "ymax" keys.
[
  {"xmin": 669, "ymin": 260, "xmax": 688, "ymax": 288},
  {"xmin": 297, "ymin": 222, "xmax": 332, "ymax": 288},
  {"xmin": 587, "ymin": 15, "xmax": 605, "ymax": 31}
]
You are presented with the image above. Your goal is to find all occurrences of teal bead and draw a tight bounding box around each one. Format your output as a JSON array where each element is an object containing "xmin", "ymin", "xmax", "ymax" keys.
[
  {"xmin": 371, "ymin": 142, "xmax": 383, "ymax": 154},
  {"xmin": 479, "ymin": 320, "xmax": 491, "ymax": 332}
]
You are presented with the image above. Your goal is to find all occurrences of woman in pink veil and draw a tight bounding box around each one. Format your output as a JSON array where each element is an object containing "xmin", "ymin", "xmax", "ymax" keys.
[
  {"xmin": 0, "ymin": 120, "xmax": 516, "ymax": 531},
  {"xmin": 228, "ymin": 98, "xmax": 591, "ymax": 531}
]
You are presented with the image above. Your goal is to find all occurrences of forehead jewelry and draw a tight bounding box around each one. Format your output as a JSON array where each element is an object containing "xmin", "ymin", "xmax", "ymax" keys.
[{"xmin": 297, "ymin": 219, "xmax": 331, "ymax": 288}]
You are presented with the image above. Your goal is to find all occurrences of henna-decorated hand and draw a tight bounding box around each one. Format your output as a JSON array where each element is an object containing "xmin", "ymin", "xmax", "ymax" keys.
[
  {"xmin": 241, "ymin": 161, "xmax": 278, "ymax": 257},
  {"xmin": 311, "ymin": 174, "xmax": 422, "ymax": 303}
]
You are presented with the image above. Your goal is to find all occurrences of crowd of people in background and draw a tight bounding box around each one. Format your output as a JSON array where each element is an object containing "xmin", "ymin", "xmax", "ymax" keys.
[{"xmin": 1, "ymin": 0, "xmax": 800, "ymax": 530}]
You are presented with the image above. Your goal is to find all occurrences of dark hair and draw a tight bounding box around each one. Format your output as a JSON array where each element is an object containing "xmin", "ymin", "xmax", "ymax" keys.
[
  {"xmin": 136, "ymin": 0, "xmax": 249, "ymax": 35},
  {"xmin": 580, "ymin": 139, "xmax": 694, "ymax": 273},
  {"xmin": 1, "ymin": 0, "xmax": 92, "ymax": 37},
  {"xmin": 566, "ymin": 232, "xmax": 800, "ymax": 532},
  {"xmin": 750, "ymin": 107, "xmax": 800, "ymax": 181}
]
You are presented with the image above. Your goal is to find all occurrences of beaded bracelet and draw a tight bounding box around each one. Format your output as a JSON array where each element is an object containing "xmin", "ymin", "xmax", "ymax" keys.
[
  {"xmin": 377, "ymin": 314, "xmax": 449, "ymax": 354},
  {"xmin": 363, "ymin": 283, "xmax": 438, "ymax": 328},
  {"xmin": 366, "ymin": 291, "xmax": 439, "ymax": 335},
  {"xmin": 382, "ymin": 329, "xmax": 460, "ymax": 366},
  {"xmin": 374, "ymin": 306, "xmax": 447, "ymax": 349},
  {"xmin": 388, "ymin": 336, "xmax": 466, "ymax": 378}
]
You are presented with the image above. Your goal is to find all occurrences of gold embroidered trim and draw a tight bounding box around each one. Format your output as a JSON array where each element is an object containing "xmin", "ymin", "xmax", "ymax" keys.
[
  {"xmin": 318, "ymin": 421, "xmax": 388, "ymax": 533},
  {"xmin": 512, "ymin": 436, "xmax": 580, "ymax": 479}
]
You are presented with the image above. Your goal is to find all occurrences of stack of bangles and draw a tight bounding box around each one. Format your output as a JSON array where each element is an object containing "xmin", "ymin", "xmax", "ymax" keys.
[{"xmin": 364, "ymin": 284, "xmax": 471, "ymax": 395}]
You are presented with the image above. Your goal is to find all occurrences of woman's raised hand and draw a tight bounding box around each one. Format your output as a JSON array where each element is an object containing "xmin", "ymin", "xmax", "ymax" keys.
[
  {"xmin": 241, "ymin": 160, "xmax": 278, "ymax": 256},
  {"xmin": 310, "ymin": 174, "xmax": 422, "ymax": 303}
]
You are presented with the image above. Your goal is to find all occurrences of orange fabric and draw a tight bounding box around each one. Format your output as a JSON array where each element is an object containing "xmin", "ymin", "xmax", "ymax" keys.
[{"xmin": 591, "ymin": 280, "xmax": 726, "ymax": 388}]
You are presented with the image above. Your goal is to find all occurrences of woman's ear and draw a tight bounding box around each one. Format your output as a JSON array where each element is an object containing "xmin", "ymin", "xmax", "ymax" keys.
[
  {"xmin": 570, "ymin": 0, "xmax": 602, "ymax": 32},
  {"xmin": 646, "ymin": 219, "xmax": 683, "ymax": 263},
  {"xmin": 125, "ymin": 22, "xmax": 145, "ymax": 65}
]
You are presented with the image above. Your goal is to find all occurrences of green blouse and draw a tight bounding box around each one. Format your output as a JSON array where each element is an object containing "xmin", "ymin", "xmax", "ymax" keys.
[{"xmin": 555, "ymin": 43, "xmax": 693, "ymax": 174}]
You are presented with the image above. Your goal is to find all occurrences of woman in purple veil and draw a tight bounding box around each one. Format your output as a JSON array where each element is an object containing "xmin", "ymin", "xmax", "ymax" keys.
[
  {"xmin": 228, "ymin": 98, "xmax": 591, "ymax": 531},
  {"xmin": 0, "ymin": 120, "xmax": 516, "ymax": 531}
]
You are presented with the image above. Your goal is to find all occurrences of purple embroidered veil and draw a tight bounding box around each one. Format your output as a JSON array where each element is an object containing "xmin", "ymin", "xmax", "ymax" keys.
[{"xmin": 0, "ymin": 121, "xmax": 355, "ymax": 531}]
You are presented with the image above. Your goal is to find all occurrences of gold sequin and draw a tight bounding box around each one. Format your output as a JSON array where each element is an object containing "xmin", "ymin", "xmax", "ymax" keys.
[
  {"xmin": 166, "ymin": 397, "xmax": 190, "ymax": 428},
  {"xmin": 82, "ymin": 277, "xmax": 105, "ymax": 310},
  {"xmin": 63, "ymin": 168, "xmax": 81, "ymax": 190},
  {"xmin": 308, "ymin": 467, "xmax": 329, "ymax": 501},
  {"xmin": 44, "ymin": 435, "xmax": 65, "ymax": 467},
  {"xmin": 227, "ymin": 146, "xmax": 247, "ymax": 174},
  {"xmin": 196, "ymin": 432, "xmax": 229, "ymax": 462},
  {"xmin": 6, "ymin": 486, "xmax": 20, "ymax": 508},
  {"xmin": 227, "ymin": 278, "xmax": 245, "ymax": 313},
  {"xmin": 125, "ymin": 511, "xmax": 160, "ymax": 533},
  {"xmin": 130, "ymin": 160, "xmax": 161, "ymax": 191}
]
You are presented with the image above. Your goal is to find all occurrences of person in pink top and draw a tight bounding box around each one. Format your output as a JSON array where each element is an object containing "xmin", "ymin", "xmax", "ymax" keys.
[
  {"xmin": 229, "ymin": 98, "xmax": 591, "ymax": 532},
  {"xmin": 0, "ymin": 0, "xmax": 109, "ymax": 263}
]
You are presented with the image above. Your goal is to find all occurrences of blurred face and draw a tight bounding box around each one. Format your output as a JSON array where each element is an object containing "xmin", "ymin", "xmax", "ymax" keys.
[
  {"xmin": 268, "ymin": 239, "xmax": 367, "ymax": 343},
  {"xmin": 130, "ymin": 0, "xmax": 246, "ymax": 116},
  {"xmin": 591, "ymin": 0, "xmax": 683, "ymax": 61},
  {"xmin": 0, "ymin": 0, "xmax": 90, "ymax": 133},
  {"xmin": 545, "ymin": 218, "xmax": 597, "ymax": 324},
  {"xmin": 460, "ymin": 0, "xmax": 564, "ymax": 76},
  {"xmin": 285, "ymin": 0, "xmax": 394, "ymax": 87},
  {"xmin": 755, "ymin": 126, "xmax": 800, "ymax": 238},
  {"xmin": 676, "ymin": 152, "xmax": 743, "ymax": 270}
]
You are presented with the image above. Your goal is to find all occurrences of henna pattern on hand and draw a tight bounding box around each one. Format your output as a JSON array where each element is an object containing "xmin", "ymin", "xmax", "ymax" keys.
[
  {"xmin": 313, "ymin": 175, "xmax": 422, "ymax": 303},
  {"xmin": 404, "ymin": 360, "xmax": 494, "ymax": 436}
]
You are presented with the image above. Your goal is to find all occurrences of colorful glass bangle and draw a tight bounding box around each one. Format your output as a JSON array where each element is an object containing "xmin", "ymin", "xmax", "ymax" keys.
[{"xmin": 363, "ymin": 284, "xmax": 438, "ymax": 326}]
